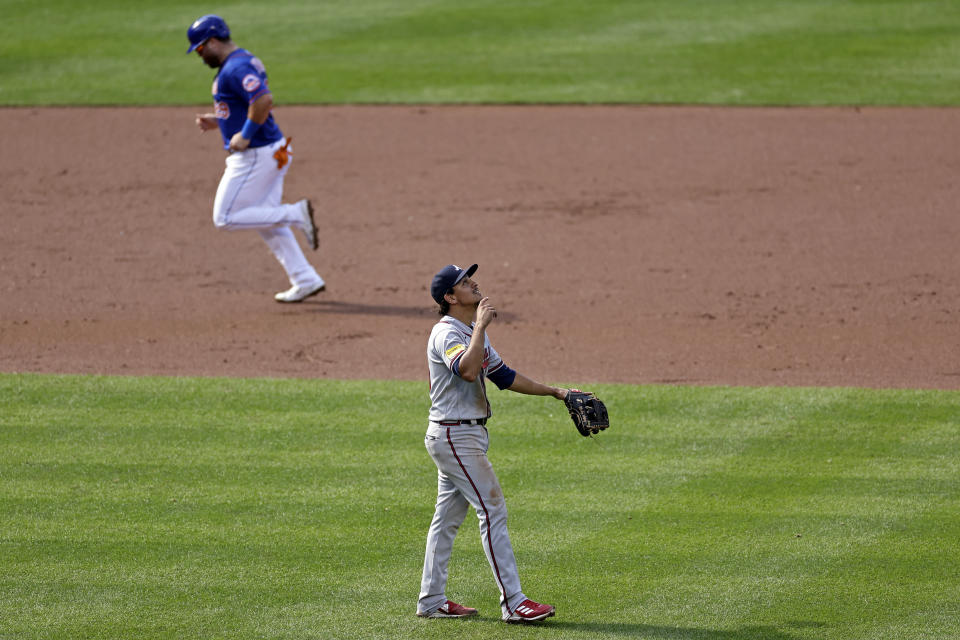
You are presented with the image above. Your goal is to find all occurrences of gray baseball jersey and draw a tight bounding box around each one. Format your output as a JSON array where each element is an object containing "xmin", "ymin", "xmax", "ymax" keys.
[{"xmin": 427, "ymin": 316, "xmax": 510, "ymax": 422}]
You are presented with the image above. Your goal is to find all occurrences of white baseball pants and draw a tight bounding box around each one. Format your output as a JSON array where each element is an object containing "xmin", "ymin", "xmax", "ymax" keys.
[
  {"xmin": 418, "ymin": 422, "xmax": 527, "ymax": 617},
  {"xmin": 212, "ymin": 138, "xmax": 321, "ymax": 288}
]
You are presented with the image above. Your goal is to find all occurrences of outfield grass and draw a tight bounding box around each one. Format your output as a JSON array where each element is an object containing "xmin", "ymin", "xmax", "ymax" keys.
[
  {"xmin": 3, "ymin": 0, "xmax": 960, "ymax": 105},
  {"xmin": 1, "ymin": 373, "xmax": 957, "ymax": 639}
]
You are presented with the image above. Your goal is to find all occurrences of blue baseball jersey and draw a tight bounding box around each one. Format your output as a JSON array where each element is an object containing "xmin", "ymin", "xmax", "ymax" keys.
[{"xmin": 212, "ymin": 49, "xmax": 283, "ymax": 150}]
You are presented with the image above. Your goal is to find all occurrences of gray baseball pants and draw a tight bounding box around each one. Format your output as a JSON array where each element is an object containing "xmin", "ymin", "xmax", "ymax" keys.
[{"xmin": 418, "ymin": 422, "xmax": 527, "ymax": 617}]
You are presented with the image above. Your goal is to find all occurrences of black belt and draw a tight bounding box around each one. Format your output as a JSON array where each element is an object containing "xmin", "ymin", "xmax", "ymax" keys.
[{"xmin": 436, "ymin": 418, "xmax": 487, "ymax": 426}]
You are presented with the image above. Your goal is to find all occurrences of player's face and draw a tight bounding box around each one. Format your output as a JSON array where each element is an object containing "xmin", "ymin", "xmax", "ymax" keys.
[
  {"xmin": 196, "ymin": 39, "xmax": 220, "ymax": 68},
  {"xmin": 450, "ymin": 277, "xmax": 482, "ymax": 305}
]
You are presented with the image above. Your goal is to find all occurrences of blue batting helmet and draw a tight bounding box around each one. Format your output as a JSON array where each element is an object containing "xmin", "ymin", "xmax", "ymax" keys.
[{"xmin": 186, "ymin": 15, "xmax": 230, "ymax": 54}]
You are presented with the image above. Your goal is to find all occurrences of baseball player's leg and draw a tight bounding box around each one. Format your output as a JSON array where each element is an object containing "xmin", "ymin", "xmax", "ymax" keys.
[
  {"xmin": 258, "ymin": 227, "xmax": 324, "ymax": 287},
  {"xmin": 262, "ymin": 145, "xmax": 321, "ymax": 255},
  {"xmin": 418, "ymin": 469, "xmax": 470, "ymax": 615},
  {"xmin": 465, "ymin": 455, "xmax": 527, "ymax": 617},
  {"xmin": 211, "ymin": 143, "xmax": 323, "ymax": 300},
  {"xmin": 427, "ymin": 426, "xmax": 527, "ymax": 615},
  {"xmin": 261, "ymin": 152, "xmax": 287, "ymax": 206},
  {"xmin": 212, "ymin": 142, "xmax": 311, "ymax": 233}
]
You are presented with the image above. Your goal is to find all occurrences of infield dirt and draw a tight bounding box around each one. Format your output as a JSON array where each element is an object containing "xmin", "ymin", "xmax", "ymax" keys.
[{"xmin": 3, "ymin": 106, "xmax": 959, "ymax": 389}]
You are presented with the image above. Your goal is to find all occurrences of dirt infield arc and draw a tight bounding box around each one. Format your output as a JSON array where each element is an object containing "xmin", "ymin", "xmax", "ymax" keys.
[{"xmin": 2, "ymin": 106, "xmax": 959, "ymax": 389}]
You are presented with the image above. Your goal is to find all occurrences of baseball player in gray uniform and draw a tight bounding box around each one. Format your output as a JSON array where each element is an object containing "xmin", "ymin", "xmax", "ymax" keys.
[{"xmin": 416, "ymin": 263, "xmax": 571, "ymax": 624}]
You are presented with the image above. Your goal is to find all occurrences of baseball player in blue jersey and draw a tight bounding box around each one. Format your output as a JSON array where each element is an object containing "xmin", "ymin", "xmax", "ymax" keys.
[
  {"xmin": 187, "ymin": 15, "xmax": 326, "ymax": 303},
  {"xmin": 417, "ymin": 263, "xmax": 573, "ymax": 624}
]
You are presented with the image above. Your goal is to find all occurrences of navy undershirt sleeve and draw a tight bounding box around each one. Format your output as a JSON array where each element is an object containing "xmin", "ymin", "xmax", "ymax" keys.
[{"xmin": 487, "ymin": 363, "xmax": 517, "ymax": 390}]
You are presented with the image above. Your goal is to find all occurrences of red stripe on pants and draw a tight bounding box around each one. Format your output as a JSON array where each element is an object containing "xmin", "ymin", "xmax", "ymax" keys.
[{"xmin": 445, "ymin": 427, "xmax": 506, "ymax": 597}]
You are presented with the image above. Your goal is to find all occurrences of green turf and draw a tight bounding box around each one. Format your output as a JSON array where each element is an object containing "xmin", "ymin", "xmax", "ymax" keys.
[
  {"xmin": 1, "ymin": 373, "xmax": 958, "ymax": 639},
  {"xmin": 3, "ymin": 0, "xmax": 960, "ymax": 105}
]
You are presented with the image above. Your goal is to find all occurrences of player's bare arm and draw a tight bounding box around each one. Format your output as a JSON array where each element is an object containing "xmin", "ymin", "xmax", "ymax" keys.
[
  {"xmin": 508, "ymin": 374, "xmax": 568, "ymax": 400},
  {"xmin": 457, "ymin": 297, "xmax": 496, "ymax": 381},
  {"xmin": 229, "ymin": 93, "xmax": 274, "ymax": 152}
]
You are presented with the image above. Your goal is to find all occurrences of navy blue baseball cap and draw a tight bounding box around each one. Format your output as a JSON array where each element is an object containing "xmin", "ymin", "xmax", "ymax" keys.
[{"xmin": 431, "ymin": 264, "xmax": 478, "ymax": 304}]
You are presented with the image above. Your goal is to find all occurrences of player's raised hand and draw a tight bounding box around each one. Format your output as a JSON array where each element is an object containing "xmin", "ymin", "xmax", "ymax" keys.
[{"xmin": 476, "ymin": 297, "xmax": 497, "ymax": 327}]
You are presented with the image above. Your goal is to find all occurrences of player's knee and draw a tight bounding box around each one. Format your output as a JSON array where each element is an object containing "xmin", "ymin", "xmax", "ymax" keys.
[{"xmin": 483, "ymin": 502, "xmax": 508, "ymax": 524}]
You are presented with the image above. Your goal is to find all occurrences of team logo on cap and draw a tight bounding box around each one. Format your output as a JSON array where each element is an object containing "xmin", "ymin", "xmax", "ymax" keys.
[{"xmin": 242, "ymin": 74, "xmax": 261, "ymax": 92}]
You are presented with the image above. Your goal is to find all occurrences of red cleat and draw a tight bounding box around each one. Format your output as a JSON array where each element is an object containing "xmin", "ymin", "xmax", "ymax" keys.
[
  {"xmin": 503, "ymin": 599, "xmax": 556, "ymax": 623},
  {"xmin": 417, "ymin": 600, "xmax": 479, "ymax": 618}
]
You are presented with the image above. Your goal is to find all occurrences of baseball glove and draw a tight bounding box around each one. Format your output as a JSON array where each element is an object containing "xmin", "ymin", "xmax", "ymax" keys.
[
  {"xmin": 273, "ymin": 137, "xmax": 292, "ymax": 169},
  {"xmin": 564, "ymin": 390, "xmax": 609, "ymax": 437}
]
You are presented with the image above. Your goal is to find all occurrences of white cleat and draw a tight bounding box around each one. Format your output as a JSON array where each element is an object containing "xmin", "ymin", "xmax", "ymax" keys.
[
  {"xmin": 298, "ymin": 199, "xmax": 318, "ymax": 251},
  {"xmin": 274, "ymin": 279, "xmax": 326, "ymax": 303}
]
